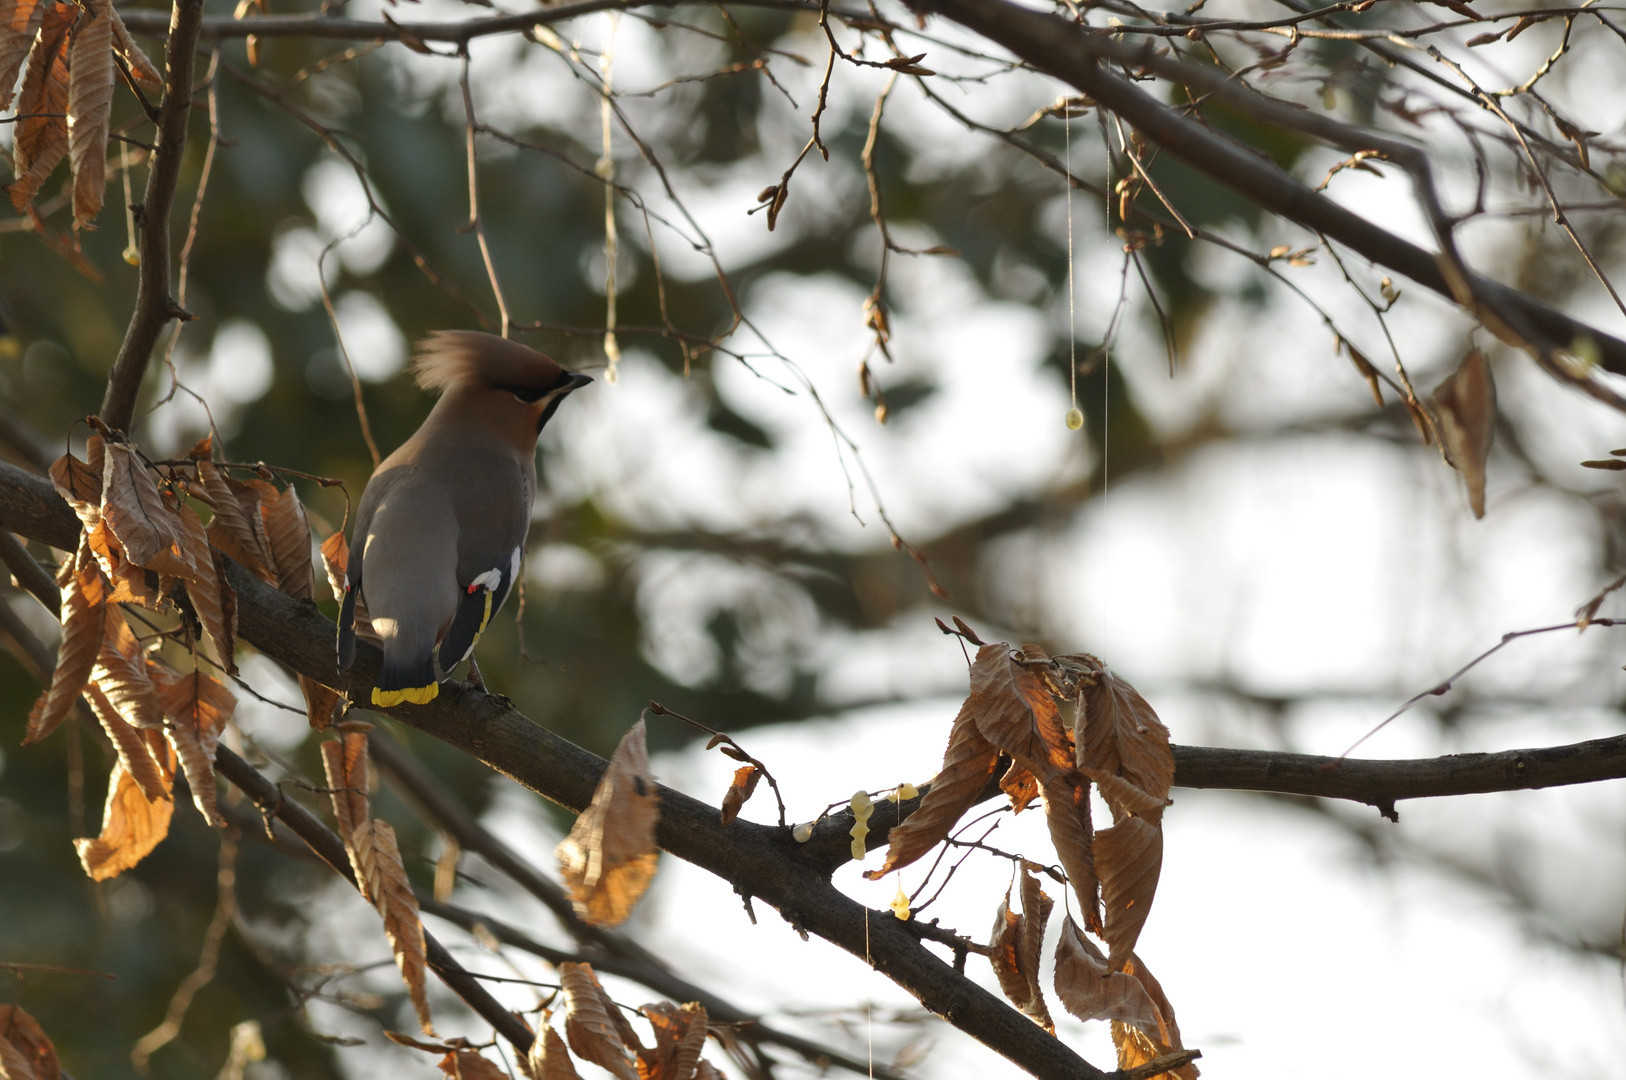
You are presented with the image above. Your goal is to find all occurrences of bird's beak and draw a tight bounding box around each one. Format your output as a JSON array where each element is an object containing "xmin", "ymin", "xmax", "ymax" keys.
[{"xmin": 566, "ymin": 372, "xmax": 594, "ymax": 391}]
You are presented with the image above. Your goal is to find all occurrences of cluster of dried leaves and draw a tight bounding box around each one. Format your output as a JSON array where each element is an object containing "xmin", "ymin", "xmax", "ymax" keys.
[
  {"xmin": 387, "ymin": 962, "xmax": 730, "ymax": 1080},
  {"xmin": 27, "ymin": 429, "xmax": 455, "ymax": 1037},
  {"xmin": 2, "ymin": 0, "xmax": 162, "ymax": 227},
  {"xmin": 869, "ymin": 640, "xmax": 1196, "ymax": 1078},
  {"xmin": 0, "ymin": 1004, "xmax": 61, "ymax": 1080}
]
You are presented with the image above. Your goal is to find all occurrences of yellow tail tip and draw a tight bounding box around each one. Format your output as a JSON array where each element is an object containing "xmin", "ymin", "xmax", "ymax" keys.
[{"xmin": 371, "ymin": 683, "xmax": 439, "ymax": 707}]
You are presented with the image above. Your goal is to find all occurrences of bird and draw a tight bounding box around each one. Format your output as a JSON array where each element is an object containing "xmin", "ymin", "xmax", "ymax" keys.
[{"xmin": 336, "ymin": 331, "xmax": 593, "ymax": 707}]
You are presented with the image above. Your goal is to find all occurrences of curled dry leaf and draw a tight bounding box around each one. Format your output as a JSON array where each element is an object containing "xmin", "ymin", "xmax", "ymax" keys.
[
  {"xmin": 1123, "ymin": 951, "xmax": 1196, "ymax": 1077},
  {"xmin": 8, "ymin": 0, "xmax": 73, "ymax": 211},
  {"xmin": 67, "ymin": 0, "xmax": 114, "ymax": 227},
  {"xmin": 1038, "ymin": 774, "xmax": 1100, "ymax": 932},
  {"xmin": 560, "ymin": 963, "xmax": 639, "ymax": 1080},
  {"xmin": 0, "ymin": 1003, "xmax": 61, "ymax": 1080},
  {"xmin": 865, "ymin": 697, "xmax": 999, "ymax": 879},
  {"xmin": 719, "ymin": 764, "xmax": 759, "ymax": 826},
  {"xmin": 638, "ymin": 1001, "xmax": 707, "ymax": 1080},
  {"xmin": 1084, "ymin": 767, "xmax": 1171, "ymax": 825},
  {"xmin": 1097, "ymin": 814, "xmax": 1163, "ymax": 971},
  {"xmin": 320, "ymin": 731, "xmax": 377, "ymax": 903},
  {"xmin": 436, "ymin": 1050, "xmax": 511, "ymax": 1079},
  {"xmin": 372, "ymin": 819, "xmax": 434, "ymax": 1034},
  {"xmin": 49, "ymin": 438, "xmax": 103, "ymax": 528},
  {"xmin": 23, "ymin": 549, "xmax": 105, "ymax": 745},
  {"xmin": 1075, "ymin": 662, "xmax": 1174, "ymax": 811},
  {"xmin": 299, "ymin": 674, "xmax": 344, "ymax": 730},
  {"xmin": 149, "ymin": 664, "xmax": 235, "ymax": 826},
  {"xmin": 85, "ymin": 681, "xmax": 169, "ymax": 803},
  {"xmin": 74, "ymin": 756, "xmax": 174, "ymax": 880},
  {"xmin": 319, "ymin": 529, "xmax": 349, "ymax": 604},
  {"xmin": 1430, "ymin": 348, "xmax": 1496, "ymax": 519},
  {"xmin": 1052, "ymin": 916, "xmax": 1166, "ymax": 1038},
  {"xmin": 107, "ymin": 3, "xmax": 161, "ymax": 89},
  {"xmin": 528, "ymin": 1024, "xmax": 582, "ymax": 1080},
  {"xmin": 999, "ymin": 759, "xmax": 1039, "ymax": 814},
  {"xmin": 968, "ymin": 643, "xmax": 1073, "ymax": 783},
  {"xmin": 91, "ymin": 606, "xmax": 164, "ymax": 730},
  {"xmin": 260, "ymin": 483, "xmax": 315, "ymax": 598},
  {"xmin": 988, "ymin": 892, "xmax": 1030, "ymax": 1013},
  {"xmin": 101, "ymin": 443, "xmax": 193, "ymax": 578},
  {"xmin": 168, "ymin": 492, "xmax": 238, "ymax": 673},
  {"xmin": 556, "ymin": 719, "xmax": 660, "ymax": 927},
  {"xmin": 0, "ymin": 0, "xmax": 50, "ymax": 111},
  {"xmin": 1017, "ymin": 867, "xmax": 1055, "ymax": 1032},
  {"xmin": 193, "ymin": 460, "xmax": 276, "ymax": 583}
]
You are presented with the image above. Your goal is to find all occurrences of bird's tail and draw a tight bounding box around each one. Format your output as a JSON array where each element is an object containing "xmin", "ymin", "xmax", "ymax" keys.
[{"xmin": 373, "ymin": 644, "xmax": 440, "ymax": 707}]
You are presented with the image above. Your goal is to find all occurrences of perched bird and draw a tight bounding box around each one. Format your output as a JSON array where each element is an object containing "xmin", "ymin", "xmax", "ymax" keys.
[{"xmin": 337, "ymin": 331, "xmax": 592, "ymax": 706}]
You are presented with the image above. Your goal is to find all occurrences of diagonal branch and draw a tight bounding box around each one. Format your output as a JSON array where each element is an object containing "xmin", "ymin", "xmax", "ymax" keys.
[
  {"xmin": 101, "ymin": 0, "xmax": 206, "ymax": 433},
  {"xmin": 910, "ymin": 0, "xmax": 1626, "ymax": 384}
]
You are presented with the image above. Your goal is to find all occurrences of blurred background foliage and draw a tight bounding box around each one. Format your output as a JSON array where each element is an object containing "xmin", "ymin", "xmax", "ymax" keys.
[{"xmin": 2, "ymin": 0, "xmax": 1625, "ymax": 1076}]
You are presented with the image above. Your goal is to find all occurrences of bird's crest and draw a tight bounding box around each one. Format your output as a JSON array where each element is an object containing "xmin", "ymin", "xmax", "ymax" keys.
[{"xmin": 413, "ymin": 330, "xmax": 564, "ymax": 395}]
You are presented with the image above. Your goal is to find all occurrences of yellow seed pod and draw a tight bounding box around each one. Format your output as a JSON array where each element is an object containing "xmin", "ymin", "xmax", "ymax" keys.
[
  {"xmin": 122, "ymin": 246, "xmax": 140, "ymax": 266},
  {"xmin": 890, "ymin": 883, "xmax": 911, "ymax": 921},
  {"xmin": 1065, "ymin": 407, "xmax": 1084, "ymax": 431},
  {"xmin": 792, "ymin": 821, "xmax": 814, "ymax": 843},
  {"xmin": 849, "ymin": 790, "xmax": 874, "ymax": 861}
]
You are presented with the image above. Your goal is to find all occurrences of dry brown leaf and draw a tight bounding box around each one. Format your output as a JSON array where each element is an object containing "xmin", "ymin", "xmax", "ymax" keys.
[
  {"xmin": 107, "ymin": 3, "xmax": 161, "ymax": 89},
  {"xmin": 1431, "ymin": 348, "xmax": 1496, "ymax": 519},
  {"xmin": 556, "ymin": 719, "xmax": 660, "ymax": 927},
  {"xmin": 998, "ymin": 759, "xmax": 1039, "ymax": 814},
  {"xmin": 300, "ymin": 674, "xmax": 344, "ymax": 730},
  {"xmin": 8, "ymin": 1, "xmax": 73, "ymax": 211},
  {"xmin": 48, "ymin": 438, "xmax": 103, "ymax": 528},
  {"xmin": 0, "ymin": 1003, "xmax": 60, "ymax": 1080},
  {"xmin": 1076, "ymin": 662, "xmax": 1174, "ymax": 812},
  {"xmin": 168, "ymin": 492, "xmax": 237, "ymax": 672},
  {"xmin": 1017, "ymin": 866, "xmax": 1055, "ymax": 1033},
  {"xmin": 149, "ymin": 664, "xmax": 234, "ymax": 826},
  {"xmin": 0, "ymin": 0, "xmax": 48, "ymax": 111},
  {"xmin": 372, "ymin": 818, "xmax": 434, "ymax": 1034},
  {"xmin": 1123, "ymin": 951, "xmax": 1196, "ymax": 1077},
  {"xmin": 101, "ymin": 443, "xmax": 193, "ymax": 577},
  {"xmin": 73, "ymin": 755, "xmax": 174, "ymax": 879},
  {"xmin": 66, "ymin": 0, "xmax": 113, "ymax": 227},
  {"xmin": 1052, "ymin": 916, "xmax": 1166, "ymax": 1037},
  {"xmin": 319, "ymin": 529, "xmax": 349, "ymax": 603},
  {"xmin": 320, "ymin": 731, "xmax": 377, "ymax": 901},
  {"xmin": 91, "ymin": 606, "xmax": 164, "ymax": 729},
  {"xmin": 691, "ymin": 1063, "xmax": 723, "ymax": 1080},
  {"xmin": 865, "ymin": 698, "xmax": 999, "ymax": 879},
  {"xmin": 988, "ymin": 891, "xmax": 1030, "ymax": 1013},
  {"xmin": 560, "ymin": 964, "xmax": 639, "ymax": 1080},
  {"xmin": 83, "ymin": 681, "xmax": 168, "ymax": 803},
  {"xmin": 1038, "ymin": 774, "xmax": 1100, "ymax": 932},
  {"xmin": 968, "ymin": 643, "xmax": 1073, "ymax": 783},
  {"xmin": 527, "ymin": 1024, "xmax": 582, "ymax": 1080},
  {"xmin": 260, "ymin": 483, "xmax": 315, "ymax": 598},
  {"xmin": 23, "ymin": 549, "xmax": 105, "ymax": 745},
  {"xmin": 1084, "ymin": 767, "xmax": 1172, "ymax": 824},
  {"xmin": 193, "ymin": 460, "xmax": 276, "ymax": 583},
  {"xmin": 718, "ymin": 764, "xmax": 759, "ymax": 826},
  {"xmin": 1097, "ymin": 815, "xmax": 1162, "ymax": 971},
  {"xmin": 637, "ymin": 1001, "xmax": 707, "ymax": 1080},
  {"xmin": 436, "ymin": 1050, "xmax": 511, "ymax": 1079}
]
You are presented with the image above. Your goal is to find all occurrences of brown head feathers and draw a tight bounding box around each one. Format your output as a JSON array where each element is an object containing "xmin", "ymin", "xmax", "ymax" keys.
[{"xmin": 413, "ymin": 330, "xmax": 566, "ymax": 396}]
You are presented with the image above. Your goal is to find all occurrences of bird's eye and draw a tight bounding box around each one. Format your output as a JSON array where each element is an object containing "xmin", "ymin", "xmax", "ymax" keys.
[{"xmin": 496, "ymin": 383, "xmax": 546, "ymax": 402}]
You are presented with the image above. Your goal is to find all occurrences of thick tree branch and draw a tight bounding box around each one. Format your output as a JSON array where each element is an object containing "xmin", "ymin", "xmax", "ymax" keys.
[
  {"xmin": 369, "ymin": 730, "xmax": 897, "ymax": 1080},
  {"xmin": 101, "ymin": 0, "xmax": 206, "ymax": 433}
]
